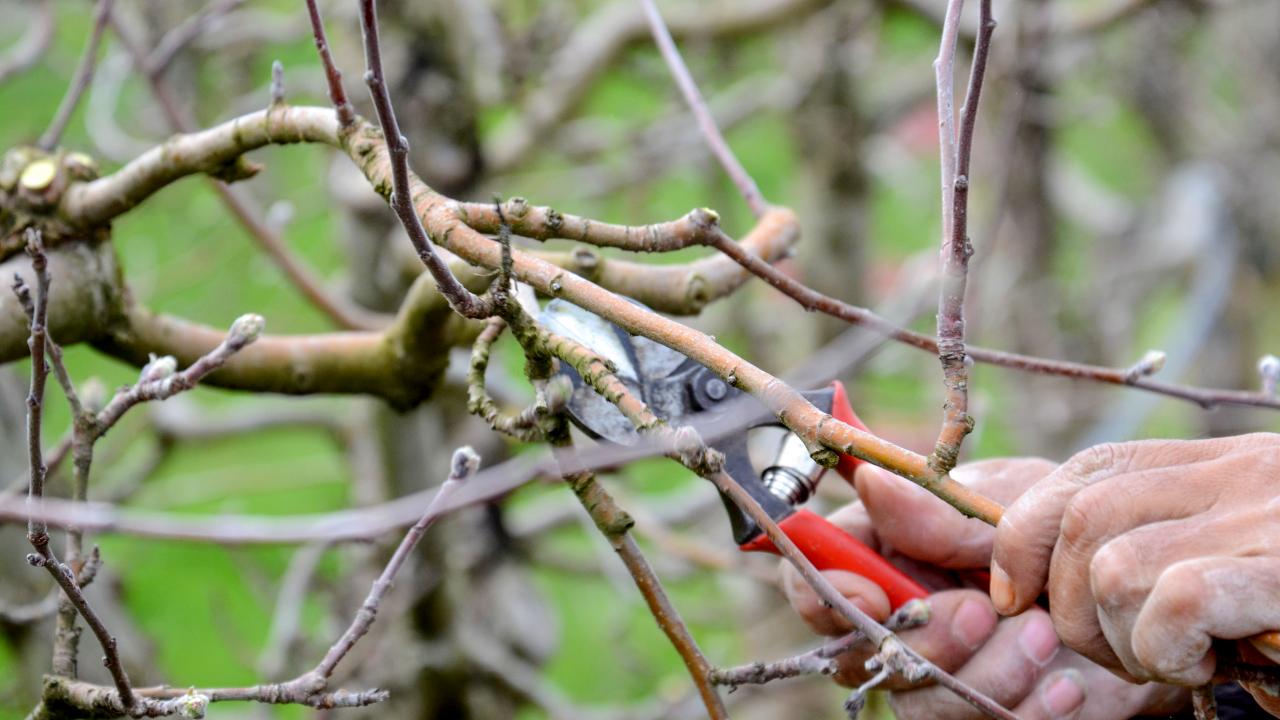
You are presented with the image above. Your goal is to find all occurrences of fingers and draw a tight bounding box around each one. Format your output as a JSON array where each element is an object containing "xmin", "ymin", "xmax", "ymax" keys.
[
  {"xmin": 888, "ymin": 608, "xmax": 1061, "ymax": 719},
  {"xmin": 1009, "ymin": 669, "xmax": 1087, "ymax": 720},
  {"xmin": 991, "ymin": 438, "xmax": 1243, "ymax": 616},
  {"xmin": 1132, "ymin": 556, "xmax": 1280, "ymax": 685},
  {"xmin": 1043, "ymin": 461, "xmax": 1225, "ymax": 673},
  {"xmin": 1086, "ymin": 509, "xmax": 1259, "ymax": 680},
  {"xmin": 855, "ymin": 458, "xmax": 1055, "ymax": 570},
  {"xmin": 782, "ymin": 567, "xmax": 890, "ymax": 637},
  {"xmin": 856, "ymin": 465, "xmax": 995, "ymax": 570}
]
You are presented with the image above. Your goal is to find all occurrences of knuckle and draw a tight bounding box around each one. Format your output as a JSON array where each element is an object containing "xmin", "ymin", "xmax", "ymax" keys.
[
  {"xmin": 1090, "ymin": 537, "xmax": 1146, "ymax": 607},
  {"xmin": 1059, "ymin": 484, "xmax": 1110, "ymax": 550},
  {"xmin": 1048, "ymin": 600, "xmax": 1097, "ymax": 655},
  {"xmin": 1151, "ymin": 561, "xmax": 1210, "ymax": 625},
  {"xmin": 1065, "ymin": 442, "xmax": 1126, "ymax": 480}
]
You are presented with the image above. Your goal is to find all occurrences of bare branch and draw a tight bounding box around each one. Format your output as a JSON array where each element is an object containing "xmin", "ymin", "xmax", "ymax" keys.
[
  {"xmin": 94, "ymin": 314, "xmax": 265, "ymax": 436},
  {"xmin": 304, "ymin": 0, "xmax": 356, "ymax": 127},
  {"xmin": 553, "ymin": 444, "xmax": 729, "ymax": 719},
  {"xmin": 638, "ymin": 0, "xmax": 767, "ymax": 217},
  {"xmin": 39, "ymin": 0, "xmax": 116, "ymax": 151},
  {"xmin": 356, "ymin": 0, "xmax": 492, "ymax": 319},
  {"xmin": 928, "ymin": 0, "xmax": 995, "ymax": 474},
  {"xmin": 106, "ymin": 12, "xmax": 384, "ymax": 331},
  {"xmin": 17, "ymin": 230, "xmax": 137, "ymax": 714},
  {"xmin": 313, "ymin": 446, "xmax": 478, "ymax": 678}
]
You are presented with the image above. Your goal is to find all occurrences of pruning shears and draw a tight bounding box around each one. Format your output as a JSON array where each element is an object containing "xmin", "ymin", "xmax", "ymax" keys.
[{"xmin": 540, "ymin": 299, "xmax": 928, "ymax": 610}]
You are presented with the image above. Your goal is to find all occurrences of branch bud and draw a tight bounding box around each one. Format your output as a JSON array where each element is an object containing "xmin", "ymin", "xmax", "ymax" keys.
[
  {"xmin": 227, "ymin": 314, "xmax": 266, "ymax": 348},
  {"xmin": 139, "ymin": 354, "xmax": 178, "ymax": 384},
  {"xmin": 450, "ymin": 446, "xmax": 481, "ymax": 482},
  {"xmin": 1124, "ymin": 349, "xmax": 1166, "ymax": 382},
  {"xmin": 177, "ymin": 690, "xmax": 210, "ymax": 719},
  {"xmin": 1259, "ymin": 355, "xmax": 1280, "ymax": 396},
  {"xmin": 80, "ymin": 377, "xmax": 108, "ymax": 412}
]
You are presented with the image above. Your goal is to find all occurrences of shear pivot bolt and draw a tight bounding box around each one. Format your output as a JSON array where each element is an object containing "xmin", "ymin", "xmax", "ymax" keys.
[{"xmin": 704, "ymin": 378, "xmax": 728, "ymax": 400}]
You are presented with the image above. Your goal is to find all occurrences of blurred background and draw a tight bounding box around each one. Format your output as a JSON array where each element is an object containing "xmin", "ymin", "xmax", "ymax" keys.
[{"xmin": 2, "ymin": 0, "xmax": 1280, "ymax": 717}]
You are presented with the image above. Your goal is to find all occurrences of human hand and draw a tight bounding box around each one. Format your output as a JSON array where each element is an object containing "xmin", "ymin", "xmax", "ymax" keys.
[
  {"xmin": 989, "ymin": 434, "xmax": 1280, "ymax": 714},
  {"xmin": 783, "ymin": 460, "xmax": 1183, "ymax": 718}
]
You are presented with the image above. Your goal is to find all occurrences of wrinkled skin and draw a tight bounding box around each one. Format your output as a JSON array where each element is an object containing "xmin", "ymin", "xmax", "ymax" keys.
[
  {"xmin": 782, "ymin": 454, "xmax": 1263, "ymax": 719},
  {"xmin": 990, "ymin": 435, "xmax": 1280, "ymax": 715}
]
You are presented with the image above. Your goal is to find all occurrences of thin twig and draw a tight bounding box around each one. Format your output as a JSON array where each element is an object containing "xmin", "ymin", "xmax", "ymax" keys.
[
  {"xmin": 39, "ymin": 0, "xmax": 116, "ymax": 150},
  {"xmin": 706, "ymin": 470, "xmax": 1016, "ymax": 720},
  {"xmin": 313, "ymin": 446, "xmax": 477, "ymax": 678},
  {"xmin": 638, "ymin": 0, "xmax": 767, "ymax": 217},
  {"xmin": 356, "ymin": 0, "xmax": 492, "ymax": 319},
  {"xmin": 94, "ymin": 315, "xmax": 265, "ymax": 435},
  {"xmin": 710, "ymin": 600, "xmax": 931, "ymax": 689},
  {"xmin": 304, "ymin": 0, "xmax": 355, "ymax": 127},
  {"xmin": 17, "ymin": 230, "xmax": 137, "ymax": 714},
  {"xmin": 552, "ymin": 442, "xmax": 729, "ymax": 720},
  {"xmin": 928, "ymin": 0, "xmax": 990, "ymax": 474}
]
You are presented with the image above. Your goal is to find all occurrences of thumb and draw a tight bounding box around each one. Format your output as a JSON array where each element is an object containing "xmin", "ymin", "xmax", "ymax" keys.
[{"xmin": 856, "ymin": 464, "xmax": 995, "ymax": 569}]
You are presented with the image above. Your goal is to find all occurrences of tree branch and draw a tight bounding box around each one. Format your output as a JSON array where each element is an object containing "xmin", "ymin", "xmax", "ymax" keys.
[
  {"xmin": 355, "ymin": 0, "xmax": 491, "ymax": 319},
  {"xmin": 38, "ymin": 0, "xmax": 115, "ymax": 151},
  {"xmin": 639, "ymin": 0, "xmax": 767, "ymax": 217},
  {"xmin": 303, "ymin": 0, "xmax": 355, "ymax": 127}
]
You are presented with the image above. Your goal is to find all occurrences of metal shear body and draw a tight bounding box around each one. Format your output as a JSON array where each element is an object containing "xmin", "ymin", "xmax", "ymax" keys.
[{"xmin": 541, "ymin": 299, "xmax": 927, "ymax": 610}]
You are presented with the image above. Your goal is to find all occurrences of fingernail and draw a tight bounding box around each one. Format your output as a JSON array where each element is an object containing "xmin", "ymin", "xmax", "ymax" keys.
[
  {"xmin": 1018, "ymin": 614, "xmax": 1060, "ymax": 666},
  {"xmin": 1041, "ymin": 669, "xmax": 1086, "ymax": 718},
  {"xmin": 989, "ymin": 561, "xmax": 1014, "ymax": 614},
  {"xmin": 950, "ymin": 599, "xmax": 997, "ymax": 650}
]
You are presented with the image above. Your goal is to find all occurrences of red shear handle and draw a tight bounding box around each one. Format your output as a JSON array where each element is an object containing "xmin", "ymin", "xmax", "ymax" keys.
[
  {"xmin": 741, "ymin": 509, "xmax": 928, "ymax": 610},
  {"xmin": 829, "ymin": 381, "xmax": 870, "ymax": 484}
]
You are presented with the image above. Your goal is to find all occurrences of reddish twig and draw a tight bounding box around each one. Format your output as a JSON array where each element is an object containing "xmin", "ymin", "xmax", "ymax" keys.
[
  {"xmin": 38, "ymin": 0, "xmax": 115, "ymax": 150},
  {"xmin": 304, "ymin": 0, "xmax": 355, "ymax": 127},
  {"xmin": 638, "ymin": 0, "xmax": 767, "ymax": 218},
  {"xmin": 928, "ymin": 0, "xmax": 992, "ymax": 474},
  {"xmin": 355, "ymin": 0, "xmax": 492, "ymax": 319}
]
